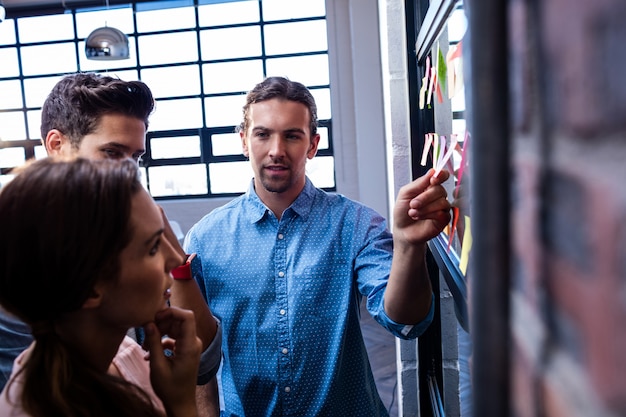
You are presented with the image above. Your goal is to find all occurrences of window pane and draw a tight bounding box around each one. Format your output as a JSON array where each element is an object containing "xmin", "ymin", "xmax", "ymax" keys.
[
  {"xmin": 139, "ymin": 167, "xmax": 148, "ymax": 190},
  {"xmin": 266, "ymin": 54, "xmax": 329, "ymax": 86},
  {"xmin": 103, "ymin": 70, "xmax": 140, "ymax": 81},
  {"xmin": 202, "ymin": 60, "xmax": 264, "ymax": 94},
  {"xmin": 453, "ymin": 119, "xmax": 466, "ymax": 137},
  {"xmin": 264, "ymin": 21, "xmax": 327, "ymax": 55},
  {"xmin": 150, "ymin": 136, "xmax": 201, "ymax": 159},
  {"xmin": 136, "ymin": 4, "xmax": 196, "ymax": 32},
  {"xmin": 136, "ymin": 0, "xmax": 193, "ymax": 12},
  {"xmin": 200, "ymin": 26, "xmax": 262, "ymax": 60},
  {"xmin": 0, "ymin": 111, "xmax": 26, "ymax": 140},
  {"xmin": 451, "ymin": 87, "xmax": 465, "ymax": 112},
  {"xmin": 151, "ymin": 98, "xmax": 203, "ymax": 130},
  {"xmin": 78, "ymin": 38, "xmax": 138, "ymax": 72},
  {"xmin": 204, "ymin": 94, "xmax": 246, "ymax": 127},
  {"xmin": 311, "ymin": 88, "xmax": 331, "ymax": 119},
  {"xmin": 0, "ymin": 174, "xmax": 16, "ymax": 190},
  {"xmin": 26, "ymin": 110, "xmax": 42, "ymax": 140},
  {"xmin": 139, "ymin": 32, "xmax": 198, "ymax": 66},
  {"xmin": 20, "ymin": 43, "xmax": 78, "ymax": 76},
  {"xmin": 262, "ymin": 0, "xmax": 325, "ymax": 21},
  {"xmin": 198, "ymin": 0, "xmax": 259, "ymax": 26},
  {"xmin": 209, "ymin": 161, "xmax": 252, "ymax": 194},
  {"xmin": 307, "ymin": 156, "xmax": 334, "ymax": 188},
  {"xmin": 18, "ymin": 14, "xmax": 75, "ymax": 43},
  {"xmin": 148, "ymin": 164, "xmax": 208, "ymax": 197},
  {"xmin": 0, "ymin": 19, "xmax": 16, "ymax": 45},
  {"xmin": 0, "ymin": 48, "xmax": 19, "ymax": 77},
  {"xmin": 212, "ymin": 132, "xmax": 242, "ymax": 156},
  {"xmin": 448, "ymin": 8, "xmax": 468, "ymax": 44},
  {"xmin": 34, "ymin": 145, "xmax": 47, "ymax": 160},
  {"xmin": 0, "ymin": 80, "xmax": 23, "ymax": 109},
  {"xmin": 23, "ymin": 76, "xmax": 63, "ymax": 108},
  {"xmin": 75, "ymin": 7, "xmax": 134, "ymax": 39},
  {"xmin": 0, "ymin": 147, "xmax": 25, "ymax": 168},
  {"xmin": 318, "ymin": 126, "xmax": 329, "ymax": 150},
  {"xmin": 141, "ymin": 65, "xmax": 200, "ymax": 98}
]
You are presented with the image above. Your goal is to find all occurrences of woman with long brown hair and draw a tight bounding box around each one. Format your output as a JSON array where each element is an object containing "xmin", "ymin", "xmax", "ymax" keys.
[{"xmin": 0, "ymin": 157, "xmax": 201, "ymax": 417}]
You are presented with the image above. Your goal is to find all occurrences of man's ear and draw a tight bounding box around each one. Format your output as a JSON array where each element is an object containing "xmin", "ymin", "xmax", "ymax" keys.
[
  {"xmin": 307, "ymin": 133, "xmax": 321, "ymax": 160},
  {"xmin": 240, "ymin": 131, "xmax": 249, "ymax": 158},
  {"xmin": 81, "ymin": 285, "xmax": 105, "ymax": 310},
  {"xmin": 45, "ymin": 129, "xmax": 70, "ymax": 156}
]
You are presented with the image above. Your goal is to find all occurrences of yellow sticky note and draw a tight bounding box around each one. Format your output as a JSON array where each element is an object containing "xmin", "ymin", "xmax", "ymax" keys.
[{"xmin": 459, "ymin": 216, "xmax": 472, "ymax": 275}]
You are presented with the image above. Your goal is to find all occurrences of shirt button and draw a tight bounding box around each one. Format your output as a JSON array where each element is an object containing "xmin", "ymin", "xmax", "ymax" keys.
[
  {"xmin": 278, "ymin": 271, "xmax": 285, "ymax": 277},
  {"xmin": 278, "ymin": 233, "xmax": 284, "ymax": 240},
  {"xmin": 280, "ymin": 309, "xmax": 286, "ymax": 315},
  {"xmin": 285, "ymin": 386, "xmax": 291, "ymax": 393},
  {"xmin": 282, "ymin": 348, "xmax": 288, "ymax": 354}
]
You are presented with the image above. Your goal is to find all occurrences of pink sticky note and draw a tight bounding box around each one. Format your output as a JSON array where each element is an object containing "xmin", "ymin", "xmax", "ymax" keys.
[
  {"xmin": 420, "ymin": 133, "xmax": 433, "ymax": 166},
  {"xmin": 434, "ymin": 134, "xmax": 458, "ymax": 178}
]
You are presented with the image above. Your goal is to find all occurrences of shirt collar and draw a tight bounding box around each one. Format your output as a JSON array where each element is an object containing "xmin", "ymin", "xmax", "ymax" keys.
[{"xmin": 243, "ymin": 177, "xmax": 316, "ymax": 223}]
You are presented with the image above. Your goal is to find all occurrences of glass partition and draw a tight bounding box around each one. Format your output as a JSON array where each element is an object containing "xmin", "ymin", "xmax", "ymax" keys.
[{"xmin": 416, "ymin": 1, "xmax": 471, "ymax": 328}]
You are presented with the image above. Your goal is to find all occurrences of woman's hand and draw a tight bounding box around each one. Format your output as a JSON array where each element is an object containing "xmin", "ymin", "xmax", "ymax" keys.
[{"xmin": 144, "ymin": 307, "xmax": 202, "ymax": 417}]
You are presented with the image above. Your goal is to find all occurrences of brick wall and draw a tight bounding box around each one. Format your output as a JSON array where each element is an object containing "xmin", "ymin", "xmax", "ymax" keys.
[{"xmin": 509, "ymin": 0, "xmax": 626, "ymax": 416}]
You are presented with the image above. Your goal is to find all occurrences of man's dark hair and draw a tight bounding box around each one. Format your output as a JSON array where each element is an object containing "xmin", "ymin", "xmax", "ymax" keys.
[{"xmin": 40, "ymin": 72, "xmax": 154, "ymax": 149}]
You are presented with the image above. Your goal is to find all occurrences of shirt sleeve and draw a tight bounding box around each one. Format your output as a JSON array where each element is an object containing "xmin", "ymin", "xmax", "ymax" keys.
[
  {"xmin": 379, "ymin": 293, "xmax": 435, "ymax": 339},
  {"xmin": 355, "ymin": 208, "xmax": 435, "ymax": 340},
  {"xmin": 196, "ymin": 316, "xmax": 223, "ymax": 385}
]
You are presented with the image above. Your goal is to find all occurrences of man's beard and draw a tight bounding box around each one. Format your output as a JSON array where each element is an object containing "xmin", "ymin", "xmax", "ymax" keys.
[{"xmin": 259, "ymin": 171, "xmax": 291, "ymax": 194}]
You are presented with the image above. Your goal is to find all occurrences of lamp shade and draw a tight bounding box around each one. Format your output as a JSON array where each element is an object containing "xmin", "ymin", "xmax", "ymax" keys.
[{"xmin": 85, "ymin": 26, "xmax": 129, "ymax": 60}]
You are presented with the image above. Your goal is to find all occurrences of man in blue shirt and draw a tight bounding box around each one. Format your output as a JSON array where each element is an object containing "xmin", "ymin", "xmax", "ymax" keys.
[{"xmin": 185, "ymin": 76, "xmax": 452, "ymax": 416}]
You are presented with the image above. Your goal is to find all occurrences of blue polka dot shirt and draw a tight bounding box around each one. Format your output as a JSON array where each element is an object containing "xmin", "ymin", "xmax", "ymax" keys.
[{"xmin": 185, "ymin": 178, "xmax": 434, "ymax": 416}]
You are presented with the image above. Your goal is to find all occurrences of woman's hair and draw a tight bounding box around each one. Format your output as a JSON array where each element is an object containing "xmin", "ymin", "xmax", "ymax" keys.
[
  {"xmin": 238, "ymin": 76, "xmax": 318, "ymax": 137},
  {"xmin": 0, "ymin": 157, "xmax": 161, "ymax": 417},
  {"xmin": 40, "ymin": 72, "xmax": 155, "ymax": 149}
]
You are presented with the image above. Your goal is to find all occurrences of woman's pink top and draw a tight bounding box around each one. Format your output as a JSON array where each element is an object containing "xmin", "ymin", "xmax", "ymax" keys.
[{"xmin": 0, "ymin": 336, "xmax": 164, "ymax": 416}]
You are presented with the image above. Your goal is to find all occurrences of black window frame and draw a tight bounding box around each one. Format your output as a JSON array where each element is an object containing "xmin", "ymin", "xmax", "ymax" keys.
[{"xmin": 0, "ymin": 0, "xmax": 336, "ymax": 199}]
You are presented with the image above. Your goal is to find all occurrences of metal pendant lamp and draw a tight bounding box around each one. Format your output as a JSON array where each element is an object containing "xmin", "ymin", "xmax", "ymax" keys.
[
  {"xmin": 85, "ymin": 25, "xmax": 129, "ymax": 60},
  {"xmin": 85, "ymin": 0, "xmax": 129, "ymax": 61}
]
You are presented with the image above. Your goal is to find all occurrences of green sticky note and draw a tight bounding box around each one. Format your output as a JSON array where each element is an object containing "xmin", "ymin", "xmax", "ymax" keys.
[{"xmin": 437, "ymin": 46, "xmax": 447, "ymax": 96}]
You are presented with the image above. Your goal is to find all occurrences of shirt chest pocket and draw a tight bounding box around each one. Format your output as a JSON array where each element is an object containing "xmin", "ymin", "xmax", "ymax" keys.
[{"xmin": 302, "ymin": 261, "xmax": 353, "ymax": 319}]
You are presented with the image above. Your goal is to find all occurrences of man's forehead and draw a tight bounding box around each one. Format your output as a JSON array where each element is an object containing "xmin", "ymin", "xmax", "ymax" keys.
[{"xmin": 248, "ymin": 100, "xmax": 311, "ymax": 122}]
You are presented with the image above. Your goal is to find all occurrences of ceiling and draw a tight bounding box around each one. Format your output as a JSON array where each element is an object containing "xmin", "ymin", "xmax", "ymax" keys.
[
  {"xmin": 2, "ymin": 0, "xmax": 66, "ymax": 6},
  {"xmin": 1, "ymin": 0, "xmax": 156, "ymax": 18},
  {"xmin": 2, "ymin": 1, "xmax": 103, "ymax": 18},
  {"xmin": 2, "ymin": 0, "xmax": 68, "ymax": 6}
]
